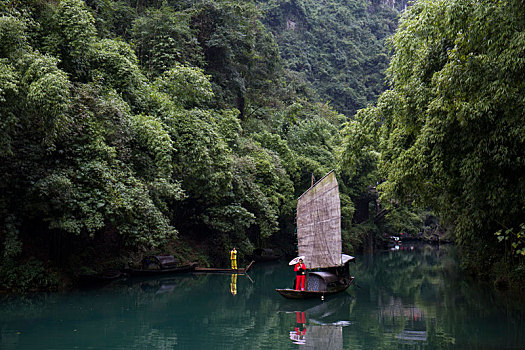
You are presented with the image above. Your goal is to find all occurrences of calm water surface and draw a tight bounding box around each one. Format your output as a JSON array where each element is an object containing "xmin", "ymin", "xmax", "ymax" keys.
[{"xmin": 2, "ymin": 244, "xmax": 525, "ymax": 349}]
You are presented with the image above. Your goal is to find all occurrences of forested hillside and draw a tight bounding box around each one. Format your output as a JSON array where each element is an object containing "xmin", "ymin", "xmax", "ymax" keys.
[
  {"xmin": 258, "ymin": 0, "xmax": 398, "ymax": 116},
  {"xmin": 0, "ymin": 0, "xmax": 403, "ymax": 291}
]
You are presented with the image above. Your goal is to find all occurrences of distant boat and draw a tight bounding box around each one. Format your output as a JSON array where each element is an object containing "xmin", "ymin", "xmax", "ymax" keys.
[
  {"xmin": 127, "ymin": 255, "xmax": 198, "ymax": 276},
  {"xmin": 276, "ymin": 171, "xmax": 355, "ymax": 299}
]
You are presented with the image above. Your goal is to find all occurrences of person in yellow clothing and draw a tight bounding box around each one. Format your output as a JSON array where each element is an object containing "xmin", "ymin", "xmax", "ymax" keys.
[{"xmin": 230, "ymin": 247, "xmax": 237, "ymax": 269}]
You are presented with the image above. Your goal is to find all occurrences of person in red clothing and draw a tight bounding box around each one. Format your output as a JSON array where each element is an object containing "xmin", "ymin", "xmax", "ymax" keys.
[{"xmin": 294, "ymin": 258, "xmax": 306, "ymax": 291}]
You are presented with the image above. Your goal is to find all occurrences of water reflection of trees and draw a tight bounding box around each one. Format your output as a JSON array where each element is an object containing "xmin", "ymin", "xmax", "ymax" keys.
[
  {"xmin": 0, "ymin": 264, "xmax": 305, "ymax": 349},
  {"xmin": 349, "ymin": 244, "xmax": 525, "ymax": 349},
  {"xmin": 0, "ymin": 272, "xmax": 266, "ymax": 349}
]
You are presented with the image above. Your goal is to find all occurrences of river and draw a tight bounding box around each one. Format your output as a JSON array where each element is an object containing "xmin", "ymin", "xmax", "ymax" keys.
[{"xmin": 1, "ymin": 244, "xmax": 525, "ymax": 349}]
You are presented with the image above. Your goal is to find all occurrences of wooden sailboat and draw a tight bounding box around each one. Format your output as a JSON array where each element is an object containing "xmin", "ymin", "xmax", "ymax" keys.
[{"xmin": 276, "ymin": 171, "xmax": 355, "ymax": 299}]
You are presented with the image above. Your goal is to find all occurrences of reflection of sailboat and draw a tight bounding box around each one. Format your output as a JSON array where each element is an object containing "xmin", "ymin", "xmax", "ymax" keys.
[
  {"xmin": 303, "ymin": 294, "xmax": 354, "ymax": 326},
  {"xmin": 289, "ymin": 312, "xmax": 307, "ymax": 344},
  {"xmin": 285, "ymin": 299, "xmax": 352, "ymax": 350},
  {"xmin": 276, "ymin": 171, "xmax": 355, "ymax": 299},
  {"xmin": 301, "ymin": 325, "xmax": 343, "ymax": 350}
]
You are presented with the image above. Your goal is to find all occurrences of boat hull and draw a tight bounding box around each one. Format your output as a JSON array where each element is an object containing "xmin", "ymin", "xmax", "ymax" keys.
[
  {"xmin": 275, "ymin": 277, "xmax": 354, "ymax": 299},
  {"xmin": 128, "ymin": 263, "xmax": 197, "ymax": 276}
]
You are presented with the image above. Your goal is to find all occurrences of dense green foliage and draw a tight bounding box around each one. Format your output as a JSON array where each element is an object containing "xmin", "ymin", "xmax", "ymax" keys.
[
  {"xmin": 0, "ymin": 0, "xmax": 400, "ymax": 291},
  {"xmin": 258, "ymin": 0, "xmax": 398, "ymax": 116},
  {"xmin": 360, "ymin": 0, "xmax": 525, "ymax": 283},
  {"xmin": 5, "ymin": 0, "xmax": 522, "ymax": 292}
]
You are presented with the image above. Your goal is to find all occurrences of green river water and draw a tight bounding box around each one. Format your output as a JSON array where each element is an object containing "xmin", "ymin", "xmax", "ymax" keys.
[{"xmin": 1, "ymin": 244, "xmax": 525, "ymax": 349}]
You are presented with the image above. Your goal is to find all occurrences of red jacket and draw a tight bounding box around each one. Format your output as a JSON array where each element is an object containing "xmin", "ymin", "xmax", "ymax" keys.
[{"xmin": 294, "ymin": 263, "xmax": 306, "ymax": 275}]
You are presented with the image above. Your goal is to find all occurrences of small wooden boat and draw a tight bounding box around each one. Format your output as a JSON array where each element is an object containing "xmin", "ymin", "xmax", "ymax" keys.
[
  {"xmin": 276, "ymin": 273, "xmax": 354, "ymax": 299},
  {"xmin": 127, "ymin": 255, "xmax": 198, "ymax": 276},
  {"xmin": 128, "ymin": 263, "xmax": 197, "ymax": 276},
  {"xmin": 276, "ymin": 171, "xmax": 356, "ymax": 299},
  {"xmin": 194, "ymin": 261, "xmax": 254, "ymax": 274}
]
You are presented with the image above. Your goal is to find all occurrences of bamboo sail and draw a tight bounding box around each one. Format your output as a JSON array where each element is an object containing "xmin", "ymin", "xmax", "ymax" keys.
[{"xmin": 296, "ymin": 170, "xmax": 342, "ymax": 269}]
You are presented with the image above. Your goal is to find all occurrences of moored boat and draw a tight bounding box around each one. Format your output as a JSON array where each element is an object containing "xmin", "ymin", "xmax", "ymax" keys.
[{"xmin": 127, "ymin": 255, "xmax": 198, "ymax": 276}]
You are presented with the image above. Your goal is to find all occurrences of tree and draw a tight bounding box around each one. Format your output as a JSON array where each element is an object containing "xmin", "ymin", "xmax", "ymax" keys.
[
  {"xmin": 131, "ymin": 4, "xmax": 202, "ymax": 76},
  {"xmin": 42, "ymin": 0, "xmax": 97, "ymax": 81},
  {"xmin": 368, "ymin": 0, "xmax": 525, "ymax": 276},
  {"xmin": 191, "ymin": 0, "xmax": 281, "ymax": 117}
]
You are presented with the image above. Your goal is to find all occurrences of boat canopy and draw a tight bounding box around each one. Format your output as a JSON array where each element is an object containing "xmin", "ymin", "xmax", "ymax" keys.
[
  {"xmin": 309, "ymin": 271, "xmax": 340, "ymax": 284},
  {"xmin": 296, "ymin": 171, "xmax": 342, "ymax": 268}
]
